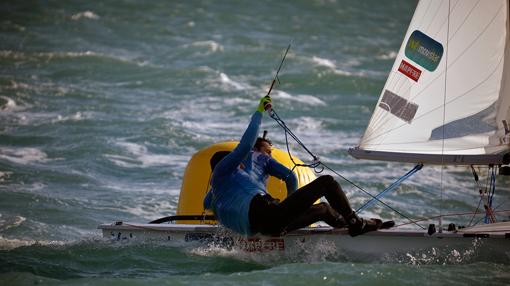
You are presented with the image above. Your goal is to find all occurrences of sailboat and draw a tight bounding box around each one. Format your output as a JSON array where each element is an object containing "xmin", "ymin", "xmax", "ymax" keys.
[{"xmin": 98, "ymin": 0, "xmax": 510, "ymax": 260}]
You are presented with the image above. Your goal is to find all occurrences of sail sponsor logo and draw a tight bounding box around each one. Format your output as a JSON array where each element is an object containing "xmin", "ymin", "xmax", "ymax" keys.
[
  {"xmin": 405, "ymin": 30, "xmax": 443, "ymax": 71},
  {"xmin": 398, "ymin": 60, "xmax": 421, "ymax": 82}
]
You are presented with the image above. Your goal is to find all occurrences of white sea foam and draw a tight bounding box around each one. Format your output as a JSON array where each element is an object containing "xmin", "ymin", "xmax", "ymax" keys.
[
  {"xmin": 376, "ymin": 51, "xmax": 398, "ymax": 60},
  {"xmin": 0, "ymin": 50, "xmax": 96, "ymax": 61},
  {"xmin": 52, "ymin": 111, "xmax": 87, "ymax": 123},
  {"xmin": 332, "ymin": 68, "xmax": 387, "ymax": 80},
  {"xmin": 332, "ymin": 68, "xmax": 355, "ymax": 77},
  {"xmin": 0, "ymin": 171, "xmax": 12, "ymax": 182},
  {"xmin": 190, "ymin": 41, "xmax": 224, "ymax": 53},
  {"xmin": 308, "ymin": 55, "xmax": 357, "ymax": 77},
  {"xmin": 7, "ymin": 80, "xmax": 70, "ymax": 99},
  {"xmin": 0, "ymin": 236, "xmax": 67, "ymax": 250},
  {"xmin": 306, "ymin": 54, "xmax": 386, "ymax": 79},
  {"xmin": 292, "ymin": 116, "xmax": 323, "ymax": 132},
  {"xmin": 223, "ymin": 97, "xmax": 252, "ymax": 106},
  {"xmin": 312, "ymin": 56, "xmax": 337, "ymax": 69},
  {"xmin": 402, "ymin": 239, "xmax": 482, "ymax": 265},
  {"xmin": 273, "ymin": 90, "xmax": 326, "ymax": 106},
  {"xmin": 0, "ymin": 214, "xmax": 26, "ymax": 232},
  {"xmin": 71, "ymin": 11, "xmax": 100, "ymax": 20},
  {"xmin": 219, "ymin": 73, "xmax": 252, "ymax": 91},
  {"xmin": 121, "ymin": 199, "xmax": 178, "ymax": 219},
  {"xmin": 106, "ymin": 141, "xmax": 189, "ymax": 169},
  {"xmin": 0, "ymin": 96, "xmax": 18, "ymax": 111},
  {"xmin": 189, "ymin": 245, "xmax": 239, "ymax": 258},
  {"xmin": 0, "ymin": 50, "xmax": 152, "ymax": 68},
  {"xmin": 0, "ymin": 147, "xmax": 49, "ymax": 165},
  {"xmin": 2, "ymin": 111, "xmax": 71, "ymax": 127}
]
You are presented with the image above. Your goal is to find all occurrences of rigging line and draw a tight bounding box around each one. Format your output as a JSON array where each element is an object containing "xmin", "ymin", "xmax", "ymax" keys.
[
  {"xmin": 467, "ymin": 164, "xmax": 499, "ymax": 227},
  {"xmin": 468, "ymin": 193, "xmax": 485, "ymax": 227},
  {"xmin": 283, "ymin": 125, "xmax": 310, "ymax": 169},
  {"xmin": 270, "ymin": 110, "xmax": 322, "ymax": 173},
  {"xmin": 468, "ymin": 165, "xmax": 484, "ymax": 227},
  {"xmin": 268, "ymin": 108, "xmax": 425, "ymax": 229},
  {"xmin": 485, "ymin": 166, "xmax": 497, "ymax": 223},
  {"xmin": 430, "ymin": 0, "xmax": 463, "ymax": 39},
  {"xmin": 270, "ymin": 110, "xmax": 317, "ymax": 161},
  {"xmin": 473, "ymin": 196, "xmax": 508, "ymax": 226},
  {"xmin": 439, "ymin": 0, "xmax": 451, "ymax": 232},
  {"xmin": 440, "ymin": 0, "xmax": 479, "ymax": 40},
  {"xmin": 319, "ymin": 162, "xmax": 426, "ymax": 230},
  {"xmin": 489, "ymin": 166, "xmax": 497, "ymax": 206},
  {"xmin": 356, "ymin": 163, "xmax": 423, "ymax": 213},
  {"xmin": 483, "ymin": 165, "xmax": 491, "ymax": 208},
  {"xmin": 266, "ymin": 44, "xmax": 292, "ymax": 97},
  {"xmin": 395, "ymin": 208, "xmax": 510, "ymax": 228},
  {"xmin": 477, "ymin": 166, "xmax": 493, "ymax": 224}
]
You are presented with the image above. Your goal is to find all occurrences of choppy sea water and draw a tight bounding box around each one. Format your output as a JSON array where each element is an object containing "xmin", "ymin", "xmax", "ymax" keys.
[{"xmin": 1, "ymin": 0, "xmax": 509, "ymax": 285}]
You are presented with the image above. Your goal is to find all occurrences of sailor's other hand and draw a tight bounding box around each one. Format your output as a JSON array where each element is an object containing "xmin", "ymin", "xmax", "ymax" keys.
[{"xmin": 257, "ymin": 95, "xmax": 272, "ymax": 113}]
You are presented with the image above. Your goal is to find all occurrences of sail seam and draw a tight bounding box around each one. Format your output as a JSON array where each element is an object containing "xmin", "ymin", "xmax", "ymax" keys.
[
  {"xmin": 362, "ymin": 2, "xmax": 506, "ymax": 146},
  {"xmin": 403, "ymin": 1, "xmax": 504, "ymax": 104},
  {"xmin": 363, "ymin": 54, "xmax": 504, "ymax": 143}
]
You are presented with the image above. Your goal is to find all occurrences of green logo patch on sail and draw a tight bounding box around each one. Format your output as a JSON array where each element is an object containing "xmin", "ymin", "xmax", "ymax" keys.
[{"xmin": 405, "ymin": 30, "xmax": 443, "ymax": 71}]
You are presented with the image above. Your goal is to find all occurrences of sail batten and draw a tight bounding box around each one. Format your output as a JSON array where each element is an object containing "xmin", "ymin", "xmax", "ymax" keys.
[{"xmin": 352, "ymin": 0, "xmax": 510, "ymax": 165}]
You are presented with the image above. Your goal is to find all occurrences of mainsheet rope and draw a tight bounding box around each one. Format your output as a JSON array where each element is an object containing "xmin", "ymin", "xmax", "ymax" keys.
[
  {"xmin": 269, "ymin": 108, "xmax": 425, "ymax": 230},
  {"xmin": 468, "ymin": 165, "xmax": 498, "ymax": 226}
]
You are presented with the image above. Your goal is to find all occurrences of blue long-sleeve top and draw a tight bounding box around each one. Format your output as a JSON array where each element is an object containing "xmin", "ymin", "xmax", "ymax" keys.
[{"xmin": 203, "ymin": 111, "xmax": 298, "ymax": 235}]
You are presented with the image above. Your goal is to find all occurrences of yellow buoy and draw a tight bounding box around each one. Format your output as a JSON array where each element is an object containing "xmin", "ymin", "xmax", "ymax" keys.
[{"xmin": 176, "ymin": 141, "xmax": 317, "ymax": 224}]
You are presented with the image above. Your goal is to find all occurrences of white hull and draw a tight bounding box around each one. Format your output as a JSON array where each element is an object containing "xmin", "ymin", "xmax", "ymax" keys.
[{"xmin": 98, "ymin": 221, "xmax": 510, "ymax": 262}]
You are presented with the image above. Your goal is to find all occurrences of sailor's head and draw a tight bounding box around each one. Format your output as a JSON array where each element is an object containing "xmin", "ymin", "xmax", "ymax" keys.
[{"xmin": 254, "ymin": 130, "xmax": 272, "ymax": 156}]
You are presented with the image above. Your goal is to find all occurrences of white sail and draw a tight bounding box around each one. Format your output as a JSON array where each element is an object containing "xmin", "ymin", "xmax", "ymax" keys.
[{"xmin": 350, "ymin": 0, "xmax": 510, "ymax": 165}]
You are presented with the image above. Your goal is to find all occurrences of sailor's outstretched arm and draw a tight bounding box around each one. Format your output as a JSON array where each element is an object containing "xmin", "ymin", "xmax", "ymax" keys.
[
  {"xmin": 211, "ymin": 111, "xmax": 262, "ymax": 181},
  {"xmin": 211, "ymin": 96, "xmax": 271, "ymax": 184},
  {"xmin": 267, "ymin": 158, "xmax": 298, "ymax": 196}
]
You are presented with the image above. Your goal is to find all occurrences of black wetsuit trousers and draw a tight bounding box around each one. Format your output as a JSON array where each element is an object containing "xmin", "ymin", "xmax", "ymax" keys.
[{"xmin": 249, "ymin": 175, "xmax": 354, "ymax": 235}]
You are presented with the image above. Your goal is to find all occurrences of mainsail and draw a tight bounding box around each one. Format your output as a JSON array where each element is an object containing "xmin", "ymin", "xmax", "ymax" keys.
[{"xmin": 350, "ymin": 0, "xmax": 510, "ymax": 165}]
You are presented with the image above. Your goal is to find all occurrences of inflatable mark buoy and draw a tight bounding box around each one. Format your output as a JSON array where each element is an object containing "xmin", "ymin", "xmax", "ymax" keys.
[{"xmin": 176, "ymin": 141, "xmax": 317, "ymax": 224}]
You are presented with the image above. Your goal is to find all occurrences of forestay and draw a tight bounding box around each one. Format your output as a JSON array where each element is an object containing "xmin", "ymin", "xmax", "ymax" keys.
[{"xmin": 350, "ymin": 0, "xmax": 510, "ymax": 165}]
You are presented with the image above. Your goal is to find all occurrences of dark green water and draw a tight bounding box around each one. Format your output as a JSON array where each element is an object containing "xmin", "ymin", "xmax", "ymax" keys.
[{"xmin": 1, "ymin": 0, "xmax": 509, "ymax": 285}]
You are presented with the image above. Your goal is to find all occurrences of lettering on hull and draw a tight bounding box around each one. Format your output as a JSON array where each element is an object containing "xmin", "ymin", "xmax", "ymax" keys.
[{"xmin": 237, "ymin": 238, "xmax": 285, "ymax": 252}]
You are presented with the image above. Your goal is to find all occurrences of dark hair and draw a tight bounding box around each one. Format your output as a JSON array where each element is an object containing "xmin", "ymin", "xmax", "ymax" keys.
[
  {"xmin": 254, "ymin": 137, "xmax": 272, "ymax": 151},
  {"xmin": 210, "ymin": 151, "xmax": 231, "ymax": 170}
]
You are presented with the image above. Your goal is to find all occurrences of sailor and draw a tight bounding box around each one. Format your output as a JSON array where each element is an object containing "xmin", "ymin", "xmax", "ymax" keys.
[{"xmin": 203, "ymin": 95, "xmax": 383, "ymax": 236}]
